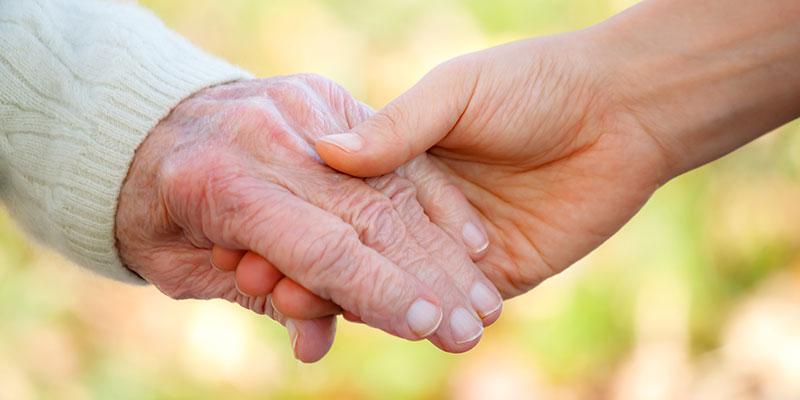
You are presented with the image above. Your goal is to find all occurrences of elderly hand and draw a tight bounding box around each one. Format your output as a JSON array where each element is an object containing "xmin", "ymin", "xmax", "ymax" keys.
[{"xmin": 115, "ymin": 75, "xmax": 503, "ymax": 362}]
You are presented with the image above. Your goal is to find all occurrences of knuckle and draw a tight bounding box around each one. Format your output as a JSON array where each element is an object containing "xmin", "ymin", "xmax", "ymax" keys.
[
  {"xmin": 371, "ymin": 104, "xmax": 404, "ymax": 140},
  {"xmin": 430, "ymin": 57, "xmax": 462, "ymax": 77},
  {"xmin": 296, "ymin": 72, "xmax": 327, "ymax": 83},
  {"xmin": 230, "ymin": 99, "xmax": 291, "ymax": 145},
  {"xmin": 429, "ymin": 180, "xmax": 465, "ymax": 219},
  {"xmin": 437, "ymin": 180, "xmax": 463, "ymax": 202},
  {"xmin": 430, "ymin": 55, "xmax": 474, "ymax": 83},
  {"xmin": 291, "ymin": 73, "xmax": 366, "ymax": 128},
  {"xmin": 368, "ymin": 103, "xmax": 415, "ymax": 160},
  {"xmin": 372, "ymin": 176, "xmax": 418, "ymax": 205},
  {"xmin": 355, "ymin": 196, "xmax": 405, "ymax": 251},
  {"xmin": 216, "ymin": 100, "xmax": 292, "ymax": 154},
  {"xmin": 235, "ymin": 100, "xmax": 274, "ymax": 129},
  {"xmin": 259, "ymin": 80, "xmax": 329, "ymax": 140},
  {"xmin": 157, "ymin": 149, "xmax": 216, "ymax": 222},
  {"xmin": 263, "ymin": 76, "xmax": 322, "ymax": 111},
  {"xmin": 264, "ymin": 77, "xmax": 305, "ymax": 100},
  {"xmin": 159, "ymin": 146, "xmax": 256, "ymax": 239},
  {"xmin": 292, "ymin": 73, "xmax": 333, "ymax": 92},
  {"xmin": 161, "ymin": 153, "xmax": 212, "ymax": 200},
  {"xmin": 368, "ymin": 175, "xmax": 427, "ymax": 224}
]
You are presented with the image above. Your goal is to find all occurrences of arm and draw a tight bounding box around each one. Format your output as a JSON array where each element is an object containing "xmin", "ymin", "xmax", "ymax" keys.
[
  {"xmin": 315, "ymin": 0, "xmax": 800, "ymax": 297},
  {"xmin": 1, "ymin": 0, "xmax": 503, "ymax": 362},
  {"xmin": 595, "ymin": 0, "xmax": 800, "ymax": 177},
  {"xmin": 0, "ymin": 0, "xmax": 249, "ymax": 282}
]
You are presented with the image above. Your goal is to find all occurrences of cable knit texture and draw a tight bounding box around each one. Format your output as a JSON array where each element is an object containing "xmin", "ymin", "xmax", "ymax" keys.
[{"xmin": 0, "ymin": 0, "xmax": 252, "ymax": 283}]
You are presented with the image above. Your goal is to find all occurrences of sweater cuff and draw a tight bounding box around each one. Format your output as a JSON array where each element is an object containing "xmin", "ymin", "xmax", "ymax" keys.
[{"xmin": 63, "ymin": 8, "xmax": 252, "ymax": 283}]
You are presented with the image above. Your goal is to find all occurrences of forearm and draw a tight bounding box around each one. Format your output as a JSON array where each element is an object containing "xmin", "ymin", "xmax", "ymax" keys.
[
  {"xmin": 593, "ymin": 0, "xmax": 800, "ymax": 177},
  {"xmin": 0, "ymin": 0, "xmax": 250, "ymax": 282}
]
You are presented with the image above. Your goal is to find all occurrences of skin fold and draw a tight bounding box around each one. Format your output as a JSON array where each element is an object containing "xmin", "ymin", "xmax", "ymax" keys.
[{"xmin": 115, "ymin": 75, "xmax": 502, "ymax": 362}]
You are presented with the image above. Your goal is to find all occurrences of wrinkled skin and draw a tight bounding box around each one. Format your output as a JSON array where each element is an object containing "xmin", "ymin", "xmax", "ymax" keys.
[
  {"xmin": 317, "ymin": 33, "xmax": 672, "ymax": 299},
  {"xmin": 115, "ymin": 75, "xmax": 502, "ymax": 362}
]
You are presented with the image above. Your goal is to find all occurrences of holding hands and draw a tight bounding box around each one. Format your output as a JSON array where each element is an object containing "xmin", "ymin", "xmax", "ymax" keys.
[
  {"xmin": 318, "ymin": 34, "xmax": 667, "ymax": 298},
  {"xmin": 115, "ymin": 75, "xmax": 501, "ymax": 362},
  {"xmin": 115, "ymin": 0, "xmax": 800, "ymax": 362}
]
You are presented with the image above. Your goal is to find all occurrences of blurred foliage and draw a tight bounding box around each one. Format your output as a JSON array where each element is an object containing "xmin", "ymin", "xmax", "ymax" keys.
[{"xmin": 2, "ymin": 0, "xmax": 800, "ymax": 399}]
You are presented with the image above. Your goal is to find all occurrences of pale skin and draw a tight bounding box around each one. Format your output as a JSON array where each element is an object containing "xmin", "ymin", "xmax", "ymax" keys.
[
  {"xmin": 114, "ymin": 75, "xmax": 504, "ymax": 363},
  {"xmin": 215, "ymin": 0, "xmax": 800, "ymax": 361}
]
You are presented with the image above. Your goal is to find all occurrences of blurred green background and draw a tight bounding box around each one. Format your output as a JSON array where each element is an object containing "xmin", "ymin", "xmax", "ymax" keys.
[{"xmin": 2, "ymin": 0, "xmax": 800, "ymax": 399}]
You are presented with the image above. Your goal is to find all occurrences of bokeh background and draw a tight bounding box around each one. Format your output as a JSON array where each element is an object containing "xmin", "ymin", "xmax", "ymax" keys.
[{"xmin": 2, "ymin": 0, "xmax": 800, "ymax": 399}]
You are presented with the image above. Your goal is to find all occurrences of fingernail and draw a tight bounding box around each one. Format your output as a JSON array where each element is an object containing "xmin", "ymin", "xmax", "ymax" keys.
[
  {"xmin": 470, "ymin": 283, "xmax": 502, "ymax": 318},
  {"xmin": 462, "ymin": 222, "xmax": 489, "ymax": 254},
  {"xmin": 450, "ymin": 307, "xmax": 483, "ymax": 344},
  {"xmin": 286, "ymin": 319, "xmax": 299, "ymax": 358},
  {"xmin": 269, "ymin": 295, "xmax": 285, "ymax": 323},
  {"xmin": 319, "ymin": 133, "xmax": 363, "ymax": 152},
  {"xmin": 406, "ymin": 299, "xmax": 443, "ymax": 338}
]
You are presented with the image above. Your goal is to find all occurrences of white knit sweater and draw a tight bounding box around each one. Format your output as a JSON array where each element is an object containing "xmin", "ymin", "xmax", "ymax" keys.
[{"xmin": 0, "ymin": 0, "xmax": 251, "ymax": 283}]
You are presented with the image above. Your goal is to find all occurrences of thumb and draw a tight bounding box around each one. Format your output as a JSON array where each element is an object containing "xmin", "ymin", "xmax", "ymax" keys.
[
  {"xmin": 286, "ymin": 318, "xmax": 337, "ymax": 363},
  {"xmin": 316, "ymin": 60, "xmax": 477, "ymax": 177}
]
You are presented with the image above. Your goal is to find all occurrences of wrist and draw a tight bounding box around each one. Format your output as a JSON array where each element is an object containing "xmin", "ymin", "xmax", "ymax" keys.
[
  {"xmin": 115, "ymin": 114, "xmax": 174, "ymax": 274},
  {"xmin": 590, "ymin": 0, "xmax": 800, "ymax": 179},
  {"xmin": 115, "ymin": 89, "xmax": 207, "ymax": 274}
]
